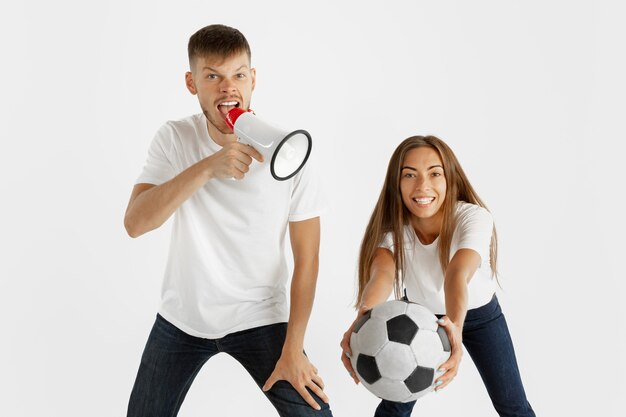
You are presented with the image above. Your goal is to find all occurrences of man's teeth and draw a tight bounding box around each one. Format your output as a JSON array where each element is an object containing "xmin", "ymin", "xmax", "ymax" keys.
[
  {"xmin": 219, "ymin": 101, "xmax": 238, "ymax": 106},
  {"xmin": 414, "ymin": 197, "xmax": 435, "ymax": 204}
]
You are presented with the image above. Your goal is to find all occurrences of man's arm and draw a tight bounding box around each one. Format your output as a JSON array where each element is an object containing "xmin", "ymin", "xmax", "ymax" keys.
[
  {"xmin": 124, "ymin": 142, "xmax": 263, "ymax": 238},
  {"xmin": 262, "ymin": 217, "xmax": 329, "ymax": 410}
]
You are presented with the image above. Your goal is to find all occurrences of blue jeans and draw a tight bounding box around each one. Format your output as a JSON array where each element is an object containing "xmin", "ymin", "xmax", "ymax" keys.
[
  {"xmin": 375, "ymin": 296, "xmax": 535, "ymax": 417},
  {"xmin": 127, "ymin": 314, "xmax": 333, "ymax": 417}
]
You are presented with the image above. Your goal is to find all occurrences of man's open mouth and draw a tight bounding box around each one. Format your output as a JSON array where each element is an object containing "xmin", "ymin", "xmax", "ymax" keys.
[{"xmin": 218, "ymin": 100, "xmax": 240, "ymax": 115}]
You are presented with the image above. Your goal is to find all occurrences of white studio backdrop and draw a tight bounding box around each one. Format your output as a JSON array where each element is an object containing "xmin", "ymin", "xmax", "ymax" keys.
[{"xmin": 1, "ymin": 1, "xmax": 624, "ymax": 416}]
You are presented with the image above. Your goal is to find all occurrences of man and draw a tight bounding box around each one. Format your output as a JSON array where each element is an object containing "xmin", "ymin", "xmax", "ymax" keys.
[{"xmin": 125, "ymin": 24, "xmax": 332, "ymax": 417}]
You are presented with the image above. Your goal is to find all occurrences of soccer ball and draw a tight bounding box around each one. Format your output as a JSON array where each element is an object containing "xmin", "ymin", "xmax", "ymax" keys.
[{"xmin": 350, "ymin": 300, "xmax": 451, "ymax": 402}]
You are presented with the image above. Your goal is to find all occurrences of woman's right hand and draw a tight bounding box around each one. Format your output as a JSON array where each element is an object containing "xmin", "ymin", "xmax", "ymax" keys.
[
  {"xmin": 341, "ymin": 249, "xmax": 395, "ymax": 384},
  {"xmin": 340, "ymin": 310, "xmax": 369, "ymax": 385}
]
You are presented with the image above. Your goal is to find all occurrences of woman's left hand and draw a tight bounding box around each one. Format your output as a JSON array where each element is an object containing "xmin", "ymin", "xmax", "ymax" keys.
[{"xmin": 434, "ymin": 316, "xmax": 463, "ymax": 391}]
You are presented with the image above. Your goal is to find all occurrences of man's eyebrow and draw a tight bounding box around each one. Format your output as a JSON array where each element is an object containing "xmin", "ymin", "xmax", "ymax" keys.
[{"xmin": 202, "ymin": 65, "xmax": 248, "ymax": 72}]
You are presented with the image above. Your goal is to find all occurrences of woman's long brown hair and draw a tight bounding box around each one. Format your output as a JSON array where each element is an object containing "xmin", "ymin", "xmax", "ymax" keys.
[{"xmin": 356, "ymin": 136, "xmax": 498, "ymax": 305}]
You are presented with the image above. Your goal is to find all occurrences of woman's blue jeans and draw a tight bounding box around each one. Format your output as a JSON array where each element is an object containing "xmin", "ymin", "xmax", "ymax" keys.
[
  {"xmin": 127, "ymin": 315, "xmax": 332, "ymax": 417},
  {"xmin": 375, "ymin": 296, "xmax": 535, "ymax": 417}
]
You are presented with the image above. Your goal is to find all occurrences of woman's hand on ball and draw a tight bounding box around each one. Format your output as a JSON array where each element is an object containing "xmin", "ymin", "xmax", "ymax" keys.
[
  {"xmin": 435, "ymin": 315, "xmax": 463, "ymax": 391},
  {"xmin": 340, "ymin": 311, "xmax": 368, "ymax": 385}
]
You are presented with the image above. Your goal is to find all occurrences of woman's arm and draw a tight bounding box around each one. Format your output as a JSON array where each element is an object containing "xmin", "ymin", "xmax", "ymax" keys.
[
  {"xmin": 435, "ymin": 248, "xmax": 481, "ymax": 391},
  {"xmin": 358, "ymin": 248, "xmax": 396, "ymax": 312},
  {"xmin": 340, "ymin": 247, "xmax": 395, "ymax": 384}
]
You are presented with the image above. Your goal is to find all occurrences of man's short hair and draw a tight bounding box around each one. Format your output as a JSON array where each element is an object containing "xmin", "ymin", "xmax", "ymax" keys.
[{"xmin": 188, "ymin": 24, "xmax": 251, "ymax": 69}]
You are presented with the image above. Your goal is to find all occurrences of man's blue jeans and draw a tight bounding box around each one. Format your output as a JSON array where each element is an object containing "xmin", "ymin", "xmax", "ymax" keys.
[
  {"xmin": 375, "ymin": 296, "xmax": 535, "ymax": 417},
  {"xmin": 127, "ymin": 315, "xmax": 332, "ymax": 417}
]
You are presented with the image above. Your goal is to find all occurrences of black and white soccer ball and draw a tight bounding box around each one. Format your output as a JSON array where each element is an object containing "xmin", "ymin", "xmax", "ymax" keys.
[{"xmin": 350, "ymin": 300, "xmax": 451, "ymax": 402}]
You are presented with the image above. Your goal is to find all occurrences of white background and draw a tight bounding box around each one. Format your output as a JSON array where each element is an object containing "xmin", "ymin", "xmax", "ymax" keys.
[{"xmin": 1, "ymin": 1, "xmax": 624, "ymax": 416}]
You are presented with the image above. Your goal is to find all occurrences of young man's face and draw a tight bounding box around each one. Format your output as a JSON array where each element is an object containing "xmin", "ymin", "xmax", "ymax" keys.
[{"xmin": 186, "ymin": 50, "xmax": 256, "ymax": 135}]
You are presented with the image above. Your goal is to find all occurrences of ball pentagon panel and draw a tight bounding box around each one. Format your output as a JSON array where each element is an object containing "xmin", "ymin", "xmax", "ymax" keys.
[
  {"xmin": 404, "ymin": 365, "xmax": 436, "ymax": 396},
  {"xmin": 355, "ymin": 354, "xmax": 382, "ymax": 385},
  {"xmin": 386, "ymin": 314, "xmax": 419, "ymax": 345}
]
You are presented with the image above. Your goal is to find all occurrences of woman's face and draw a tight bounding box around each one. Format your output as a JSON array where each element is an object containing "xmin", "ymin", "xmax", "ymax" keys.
[{"xmin": 399, "ymin": 147, "xmax": 447, "ymax": 224}]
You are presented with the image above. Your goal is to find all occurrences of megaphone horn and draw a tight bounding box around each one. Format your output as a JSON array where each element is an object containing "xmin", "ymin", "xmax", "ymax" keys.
[{"xmin": 226, "ymin": 107, "xmax": 312, "ymax": 181}]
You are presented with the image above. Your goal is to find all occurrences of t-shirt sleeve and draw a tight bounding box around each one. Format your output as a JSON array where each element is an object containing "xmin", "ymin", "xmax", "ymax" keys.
[
  {"xmin": 455, "ymin": 206, "xmax": 494, "ymax": 264},
  {"xmin": 379, "ymin": 231, "xmax": 395, "ymax": 253},
  {"xmin": 135, "ymin": 123, "xmax": 177, "ymax": 185},
  {"xmin": 288, "ymin": 153, "xmax": 327, "ymax": 222}
]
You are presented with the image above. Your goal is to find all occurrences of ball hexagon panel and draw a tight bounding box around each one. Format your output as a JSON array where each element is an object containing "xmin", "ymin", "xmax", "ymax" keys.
[
  {"xmin": 410, "ymin": 330, "xmax": 450, "ymax": 369},
  {"xmin": 365, "ymin": 377, "xmax": 413, "ymax": 403},
  {"xmin": 371, "ymin": 300, "xmax": 408, "ymax": 321},
  {"xmin": 386, "ymin": 315, "xmax": 418, "ymax": 345},
  {"xmin": 376, "ymin": 341, "xmax": 417, "ymax": 381},
  {"xmin": 404, "ymin": 303, "xmax": 439, "ymax": 332},
  {"xmin": 350, "ymin": 316, "xmax": 388, "ymax": 356}
]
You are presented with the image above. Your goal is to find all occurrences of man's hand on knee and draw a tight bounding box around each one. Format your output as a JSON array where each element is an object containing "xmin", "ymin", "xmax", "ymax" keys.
[{"xmin": 262, "ymin": 351, "xmax": 329, "ymax": 410}]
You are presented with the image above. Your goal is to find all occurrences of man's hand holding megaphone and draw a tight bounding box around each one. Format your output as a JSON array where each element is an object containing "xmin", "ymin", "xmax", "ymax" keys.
[{"xmin": 205, "ymin": 141, "xmax": 264, "ymax": 181}]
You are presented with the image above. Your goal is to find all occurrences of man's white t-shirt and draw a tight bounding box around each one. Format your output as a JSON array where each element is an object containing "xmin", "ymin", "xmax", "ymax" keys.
[
  {"xmin": 380, "ymin": 202, "xmax": 495, "ymax": 315},
  {"xmin": 136, "ymin": 114, "xmax": 324, "ymax": 338}
]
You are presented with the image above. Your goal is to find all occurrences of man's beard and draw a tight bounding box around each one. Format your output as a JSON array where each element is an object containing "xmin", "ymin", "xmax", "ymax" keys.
[{"xmin": 202, "ymin": 108, "xmax": 233, "ymax": 135}]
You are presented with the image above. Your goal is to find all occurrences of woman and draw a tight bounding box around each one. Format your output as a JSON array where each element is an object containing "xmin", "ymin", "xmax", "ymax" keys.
[{"xmin": 340, "ymin": 136, "xmax": 535, "ymax": 417}]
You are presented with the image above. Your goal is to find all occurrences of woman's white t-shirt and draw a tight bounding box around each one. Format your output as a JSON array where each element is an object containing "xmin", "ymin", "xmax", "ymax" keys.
[
  {"xmin": 380, "ymin": 202, "xmax": 495, "ymax": 315},
  {"xmin": 136, "ymin": 114, "xmax": 324, "ymax": 338}
]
